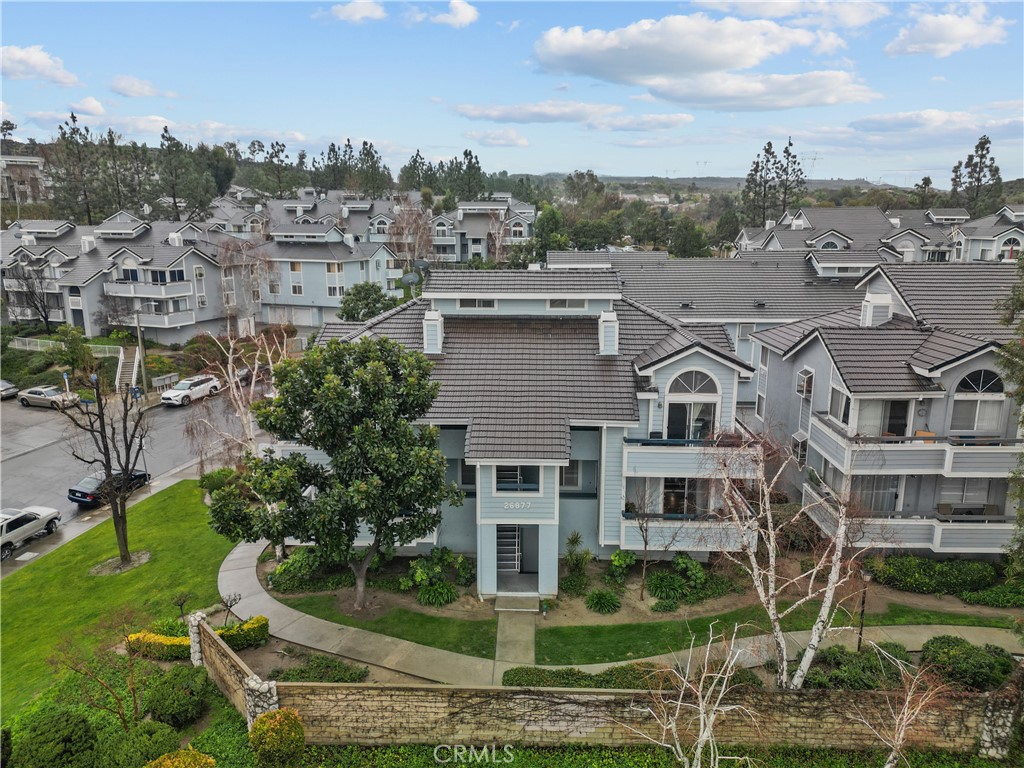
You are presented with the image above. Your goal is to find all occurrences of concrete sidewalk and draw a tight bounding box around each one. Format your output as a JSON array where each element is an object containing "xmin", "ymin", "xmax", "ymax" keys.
[{"xmin": 219, "ymin": 540, "xmax": 1023, "ymax": 686}]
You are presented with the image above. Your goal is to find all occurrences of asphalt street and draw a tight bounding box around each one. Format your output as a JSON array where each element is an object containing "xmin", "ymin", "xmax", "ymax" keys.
[{"xmin": 0, "ymin": 394, "xmax": 239, "ymax": 575}]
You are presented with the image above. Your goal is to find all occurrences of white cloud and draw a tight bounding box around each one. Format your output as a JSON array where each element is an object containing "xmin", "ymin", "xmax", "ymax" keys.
[
  {"xmin": 465, "ymin": 128, "xmax": 528, "ymax": 147},
  {"xmin": 0, "ymin": 45, "xmax": 80, "ymax": 87},
  {"xmin": 885, "ymin": 4, "xmax": 1012, "ymax": 58},
  {"xmin": 629, "ymin": 93, "xmax": 657, "ymax": 102},
  {"xmin": 110, "ymin": 75, "xmax": 175, "ymax": 98},
  {"xmin": 930, "ymin": 75, "xmax": 947, "ymax": 83},
  {"xmin": 536, "ymin": 14, "xmax": 816, "ymax": 80},
  {"xmin": 329, "ymin": 1, "xmax": 386, "ymax": 23},
  {"xmin": 70, "ymin": 96, "xmax": 105, "ymax": 116},
  {"xmin": 610, "ymin": 136, "xmax": 691, "ymax": 149},
  {"xmin": 0, "ymin": 102, "xmax": 13, "ymax": 122},
  {"xmin": 431, "ymin": 1, "xmax": 478, "ymax": 29},
  {"xmin": 507, "ymin": 20, "xmax": 520, "ymax": 32},
  {"xmin": 647, "ymin": 70, "xmax": 878, "ymax": 111},
  {"xmin": 696, "ymin": 2, "xmax": 889, "ymax": 29},
  {"xmin": 402, "ymin": 6, "xmax": 428, "ymax": 24},
  {"xmin": 849, "ymin": 108, "xmax": 1021, "ymax": 135},
  {"xmin": 589, "ymin": 113, "xmax": 695, "ymax": 132},
  {"xmin": 554, "ymin": 82, "xmax": 570, "ymax": 91},
  {"xmin": 455, "ymin": 99, "xmax": 622, "ymax": 124},
  {"xmin": 533, "ymin": 13, "xmax": 879, "ymax": 110}
]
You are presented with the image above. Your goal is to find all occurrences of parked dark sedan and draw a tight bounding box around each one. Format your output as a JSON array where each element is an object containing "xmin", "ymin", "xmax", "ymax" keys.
[{"xmin": 67, "ymin": 470, "xmax": 151, "ymax": 507}]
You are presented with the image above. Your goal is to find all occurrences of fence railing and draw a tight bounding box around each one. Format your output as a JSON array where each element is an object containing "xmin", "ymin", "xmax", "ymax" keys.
[
  {"xmin": 10, "ymin": 336, "xmax": 124, "ymax": 358},
  {"xmin": 150, "ymin": 373, "xmax": 180, "ymax": 392}
]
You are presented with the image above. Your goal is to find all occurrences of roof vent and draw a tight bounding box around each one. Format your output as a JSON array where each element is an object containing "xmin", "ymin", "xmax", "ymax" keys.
[
  {"xmin": 81, "ymin": 235, "xmax": 96, "ymax": 253},
  {"xmin": 343, "ymin": 233, "xmax": 355, "ymax": 248},
  {"xmin": 803, "ymin": 279, "xmax": 814, "ymax": 285},
  {"xmin": 21, "ymin": 234, "xmax": 36, "ymax": 246},
  {"xmin": 527, "ymin": 262, "xmax": 543, "ymax": 271},
  {"xmin": 168, "ymin": 232, "xmax": 184, "ymax": 247},
  {"xmin": 753, "ymin": 299, "xmax": 767, "ymax": 308},
  {"xmin": 680, "ymin": 301, "xmax": 694, "ymax": 309},
  {"xmin": 830, "ymin": 278, "xmax": 839, "ymax": 284}
]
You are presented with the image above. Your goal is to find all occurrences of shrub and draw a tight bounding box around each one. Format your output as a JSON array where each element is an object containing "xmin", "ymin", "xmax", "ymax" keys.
[
  {"xmin": 127, "ymin": 631, "xmax": 190, "ymax": 660},
  {"xmin": 11, "ymin": 706, "xmax": 97, "ymax": 768},
  {"xmin": 559, "ymin": 572, "xmax": 589, "ymax": 597},
  {"xmin": 417, "ymin": 581, "xmax": 459, "ymax": 608},
  {"xmin": 106, "ymin": 722, "xmax": 180, "ymax": 768},
  {"xmin": 563, "ymin": 531, "xmax": 593, "ymax": 577},
  {"xmin": 651, "ymin": 598, "xmax": 679, "ymax": 613},
  {"xmin": 802, "ymin": 643, "xmax": 911, "ymax": 691},
  {"xmin": 219, "ymin": 615, "xmax": 270, "ymax": 651},
  {"xmin": 144, "ymin": 666, "xmax": 210, "ymax": 728},
  {"xmin": 647, "ymin": 572, "xmax": 686, "ymax": 601},
  {"xmin": 189, "ymin": 706, "xmax": 254, "ymax": 768},
  {"xmin": 269, "ymin": 549, "xmax": 353, "ymax": 593},
  {"xmin": 868, "ymin": 554, "xmax": 997, "ymax": 595},
  {"xmin": 271, "ymin": 654, "xmax": 369, "ymax": 684},
  {"xmin": 150, "ymin": 617, "xmax": 189, "ymax": 637},
  {"xmin": 920, "ymin": 635, "xmax": 1014, "ymax": 691},
  {"xmin": 671, "ymin": 554, "xmax": 707, "ymax": 588},
  {"xmin": 604, "ymin": 550, "xmax": 636, "ymax": 588},
  {"xmin": 682, "ymin": 572, "xmax": 740, "ymax": 604},
  {"xmin": 199, "ymin": 468, "xmax": 238, "ymax": 494},
  {"xmin": 249, "ymin": 708, "xmax": 304, "ymax": 768},
  {"xmin": 585, "ymin": 589, "xmax": 621, "ymax": 614},
  {"xmin": 407, "ymin": 547, "xmax": 456, "ymax": 588},
  {"xmin": 730, "ymin": 667, "xmax": 764, "ymax": 689},
  {"xmin": 145, "ymin": 748, "xmax": 216, "ymax": 768},
  {"xmin": 503, "ymin": 663, "xmax": 661, "ymax": 689},
  {"xmin": 453, "ymin": 554, "xmax": 476, "ymax": 587},
  {"xmin": 958, "ymin": 583, "xmax": 1024, "ymax": 608}
]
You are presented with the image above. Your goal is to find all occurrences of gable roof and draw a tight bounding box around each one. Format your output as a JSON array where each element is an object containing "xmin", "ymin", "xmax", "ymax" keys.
[
  {"xmin": 423, "ymin": 268, "xmax": 621, "ymax": 297},
  {"xmin": 814, "ymin": 328, "xmax": 946, "ymax": 393}
]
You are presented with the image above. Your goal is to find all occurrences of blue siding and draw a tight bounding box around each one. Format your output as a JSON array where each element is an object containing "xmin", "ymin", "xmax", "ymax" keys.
[
  {"xmin": 647, "ymin": 353, "xmax": 739, "ymax": 435},
  {"xmin": 477, "ymin": 524, "xmax": 497, "ymax": 595},
  {"xmin": 538, "ymin": 525, "xmax": 559, "ymax": 596},
  {"xmin": 476, "ymin": 465, "xmax": 558, "ymax": 522},
  {"xmin": 602, "ymin": 427, "xmax": 625, "ymax": 546},
  {"xmin": 569, "ymin": 428, "xmax": 601, "ymax": 460}
]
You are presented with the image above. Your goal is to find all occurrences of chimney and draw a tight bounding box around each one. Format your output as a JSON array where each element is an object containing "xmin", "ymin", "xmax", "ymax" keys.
[
  {"xmin": 341, "ymin": 206, "xmax": 349, "ymax": 219},
  {"xmin": 527, "ymin": 262, "xmax": 543, "ymax": 271},
  {"xmin": 168, "ymin": 232, "xmax": 184, "ymax": 247},
  {"xmin": 764, "ymin": 219, "xmax": 776, "ymax": 229},
  {"xmin": 295, "ymin": 206, "xmax": 303, "ymax": 217},
  {"xmin": 598, "ymin": 310, "xmax": 619, "ymax": 356},
  {"xmin": 80, "ymin": 235, "xmax": 96, "ymax": 253},
  {"xmin": 860, "ymin": 292, "xmax": 893, "ymax": 327},
  {"xmin": 423, "ymin": 310, "xmax": 444, "ymax": 354},
  {"xmin": 343, "ymin": 233, "xmax": 355, "ymax": 248},
  {"xmin": 254, "ymin": 204, "xmax": 262, "ymax": 213}
]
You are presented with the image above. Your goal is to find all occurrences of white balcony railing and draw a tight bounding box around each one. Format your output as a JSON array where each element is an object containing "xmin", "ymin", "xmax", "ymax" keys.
[
  {"xmin": 103, "ymin": 281, "xmax": 194, "ymax": 299},
  {"xmin": 135, "ymin": 310, "xmax": 196, "ymax": 328}
]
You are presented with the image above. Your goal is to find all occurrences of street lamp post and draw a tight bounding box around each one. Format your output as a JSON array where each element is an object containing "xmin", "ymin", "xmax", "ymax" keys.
[{"xmin": 857, "ymin": 569, "xmax": 873, "ymax": 652}]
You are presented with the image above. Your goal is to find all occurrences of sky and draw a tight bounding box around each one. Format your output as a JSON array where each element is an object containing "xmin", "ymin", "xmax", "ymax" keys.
[{"xmin": 1, "ymin": 1, "xmax": 1022, "ymax": 187}]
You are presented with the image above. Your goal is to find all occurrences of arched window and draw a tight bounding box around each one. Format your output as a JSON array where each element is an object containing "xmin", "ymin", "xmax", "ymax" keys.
[
  {"xmin": 665, "ymin": 370, "xmax": 719, "ymax": 440},
  {"xmin": 951, "ymin": 370, "xmax": 1004, "ymax": 432},
  {"xmin": 374, "ymin": 220, "xmax": 388, "ymax": 235},
  {"xmin": 511, "ymin": 222, "xmax": 524, "ymax": 238},
  {"xmin": 820, "ymin": 240, "xmax": 839, "ymax": 250},
  {"xmin": 435, "ymin": 222, "xmax": 449, "ymax": 237},
  {"xmin": 999, "ymin": 237, "xmax": 1020, "ymax": 261},
  {"xmin": 896, "ymin": 239, "xmax": 915, "ymax": 261},
  {"xmin": 120, "ymin": 257, "xmax": 139, "ymax": 283}
]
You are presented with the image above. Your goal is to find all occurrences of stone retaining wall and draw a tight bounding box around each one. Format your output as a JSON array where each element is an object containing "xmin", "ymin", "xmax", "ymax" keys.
[{"xmin": 197, "ymin": 620, "xmax": 253, "ymax": 717}]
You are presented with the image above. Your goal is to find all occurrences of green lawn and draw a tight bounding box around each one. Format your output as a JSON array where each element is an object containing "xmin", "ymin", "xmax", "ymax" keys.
[
  {"xmin": 280, "ymin": 594, "xmax": 498, "ymax": 659},
  {"xmin": 1, "ymin": 480, "xmax": 234, "ymax": 720},
  {"xmin": 536, "ymin": 603, "xmax": 1017, "ymax": 666}
]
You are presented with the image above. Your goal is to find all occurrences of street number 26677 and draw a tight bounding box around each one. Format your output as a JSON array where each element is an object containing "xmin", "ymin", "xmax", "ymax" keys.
[{"xmin": 503, "ymin": 501, "xmax": 532, "ymax": 510}]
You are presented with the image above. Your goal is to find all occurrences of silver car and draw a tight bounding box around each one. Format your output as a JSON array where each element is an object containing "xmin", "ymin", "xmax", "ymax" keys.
[
  {"xmin": 17, "ymin": 385, "xmax": 80, "ymax": 410},
  {"xmin": 1, "ymin": 506, "xmax": 61, "ymax": 560},
  {"xmin": 161, "ymin": 375, "xmax": 221, "ymax": 406},
  {"xmin": 0, "ymin": 380, "xmax": 18, "ymax": 400}
]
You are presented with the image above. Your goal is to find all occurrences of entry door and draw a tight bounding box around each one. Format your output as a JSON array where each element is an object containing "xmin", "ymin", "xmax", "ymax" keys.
[{"xmin": 520, "ymin": 525, "xmax": 539, "ymax": 574}]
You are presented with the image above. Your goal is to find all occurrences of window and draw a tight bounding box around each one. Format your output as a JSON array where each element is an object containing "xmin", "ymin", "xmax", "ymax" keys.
[
  {"xmin": 829, "ymin": 387, "xmax": 851, "ymax": 425},
  {"xmin": 549, "ymin": 298, "xmax": 586, "ymax": 310},
  {"xmin": 851, "ymin": 475, "xmax": 899, "ymax": 513},
  {"xmin": 459, "ymin": 298, "xmax": 495, "ymax": 309},
  {"xmin": 268, "ymin": 280, "xmax": 280, "ymax": 295},
  {"xmin": 495, "ymin": 465, "xmax": 539, "ymax": 492},
  {"xmin": 662, "ymin": 478, "xmax": 708, "ymax": 516},
  {"xmin": 755, "ymin": 394, "xmax": 765, "ymax": 419},
  {"xmin": 374, "ymin": 221, "xmax": 388, "ymax": 234},
  {"xmin": 435, "ymin": 223, "xmax": 449, "ymax": 237},
  {"xmin": 252, "ymin": 288, "xmax": 261, "ymax": 302},
  {"xmin": 666, "ymin": 370, "xmax": 719, "ymax": 440},
  {"xmin": 291, "ymin": 284, "xmax": 303, "ymax": 296},
  {"xmin": 171, "ymin": 298, "xmax": 189, "ymax": 313},
  {"xmin": 792, "ymin": 438, "xmax": 808, "ymax": 466},
  {"xmin": 222, "ymin": 276, "xmax": 235, "ymax": 307},
  {"xmin": 737, "ymin": 323, "xmax": 753, "ymax": 342},
  {"xmin": 169, "ymin": 269, "xmax": 185, "ymax": 282},
  {"xmin": 999, "ymin": 237, "xmax": 1020, "ymax": 261},
  {"xmin": 511, "ymin": 222, "xmax": 524, "ymax": 238},
  {"xmin": 289, "ymin": 262, "xmax": 301, "ymax": 273},
  {"xmin": 940, "ymin": 477, "xmax": 990, "ymax": 505},
  {"xmin": 328, "ymin": 286, "xmax": 340, "ymax": 297},
  {"xmin": 951, "ymin": 370, "xmax": 1004, "ymax": 432},
  {"xmin": 460, "ymin": 461, "xmax": 476, "ymax": 488},
  {"xmin": 760, "ymin": 346, "xmax": 769, "ymax": 368},
  {"xmin": 150, "ymin": 270, "xmax": 167, "ymax": 285},
  {"xmin": 121, "ymin": 268, "xmax": 139, "ymax": 282},
  {"xmin": 820, "ymin": 240, "xmax": 839, "ymax": 250},
  {"xmin": 559, "ymin": 460, "xmax": 580, "ymax": 489},
  {"xmin": 925, "ymin": 251, "xmax": 949, "ymax": 263},
  {"xmin": 821, "ymin": 459, "xmax": 845, "ymax": 495},
  {"xmin": 326, "ymin": 263, "xmax": 338, "ymax": 273}
]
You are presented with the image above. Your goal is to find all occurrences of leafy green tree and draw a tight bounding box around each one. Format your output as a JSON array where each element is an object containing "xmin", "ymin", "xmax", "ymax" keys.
[
  {"xmin": 157, "ymin": 127, "xmax": 216, "ymax": 221},
  {"xmin": 669, "ymin": 217, "xmax": 712, "ymax": 258},
  {"xmin": 772, "ymin": 137, "xmax": 806, "ymax": 218},
  {"xmin": 44, "ymin": 113, "xmax": 102, "ymax": 224},
  {"xmin": 195, "ymin": 143, "xmax": 236, "ymax": 196},
  {"xmin": 713, "ymin": 209, "xmax": 740, "ymax": 247},
  {"xmin": 56, "ymin": 324, "xmax": 96, "ymax": 377},
  {"xmin": 740, "ymin": 141, "xmax": 778, "ymax": 227},
  {"xmin": 534, "ymin": 203, "xmax": 570, "ymax": 257},
  {"xmin": 998, "ymin": 257, "xmax": 1024, "ymax": 582},
  {"xmin": 354, "ymin": 140, "xmax": 392, "ymax": 198},
  {"xmin": 336, "ymin": 282, "xmax": 401, "ymax": 322},
  {"xmin": 951, "ymin": 135, "xmax": 1003, "ymax": 218},
  {"xmin": 633, "ymin": 207, "xmax": 672, "ymax": 249},
  {"xmin": 311, "ymin": 141, "xmax": 353, "ymax": 192},
  {"xmin": 398, "ymin": 149, "xmax": 428, "ymax": 191},
  {"xmin": 251, "ymin": 337, "xmax": 463, "ymax": 609}
]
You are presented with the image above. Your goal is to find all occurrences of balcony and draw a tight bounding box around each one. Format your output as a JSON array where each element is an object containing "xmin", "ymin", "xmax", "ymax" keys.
[
  {"xmin": 808, "ymin": 412, "xmax": 1022, "ymax": 477},
  {"xmin": 803, "ymin": 483, "xmax": 1014, "ymax": 554},
  {"xmin": 620, "ymin": 505, "xmax": 753, "ymax": 552},
  {"xmin": 136, "ymin": 310, "xmax": 195, "ymax": 328},
  {"xmin": 2, "ymin": 278, "xmax": 59, "ymax": 293},
  {"xmin": 432, "ymin": 236, "xmax": 456, "ymax": 246},
  {"xmin": 623, "ymin": 429, "xmax": 759, "ymax": 479},
  {"xmin": 104, "ymin": 281, "xmax": 194, "ymax": 299}
]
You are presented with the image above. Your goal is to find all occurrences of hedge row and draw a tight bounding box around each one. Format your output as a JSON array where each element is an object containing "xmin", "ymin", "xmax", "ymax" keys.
[
  {"xmin": 867, "ymin": 555, "xmax": 1024, "ymax": 607},
  {"xmin": 502, "ymin": 663, "xmax": 763, "ymax": 691},
  {"xmin": 128, "ymin": 616, "xmax": 269, "ymax": 660}
]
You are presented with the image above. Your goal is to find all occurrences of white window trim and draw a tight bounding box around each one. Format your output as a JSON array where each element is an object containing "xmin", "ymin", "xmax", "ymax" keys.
[{"xmin": 491, "ymin": 465, "xmax": 545, "ymax": 498}]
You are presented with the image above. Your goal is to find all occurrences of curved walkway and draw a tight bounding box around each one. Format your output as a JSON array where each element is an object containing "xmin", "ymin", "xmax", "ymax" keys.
[{"xmin": 220, "ymin": 541, "xmax": 1023, "ymax": 686}]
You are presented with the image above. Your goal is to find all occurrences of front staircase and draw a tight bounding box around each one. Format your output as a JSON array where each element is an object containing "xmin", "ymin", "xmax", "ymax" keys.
[{"xmin": 116, "ymin": 347, "xmax": 138, "ymax": 389}]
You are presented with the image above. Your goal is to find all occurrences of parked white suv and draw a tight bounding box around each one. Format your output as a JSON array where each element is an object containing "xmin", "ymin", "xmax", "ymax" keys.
[
  {"xmin": 1, "ymin": 507, "xmax": 61, "ymax": 560},
  {"xmin": 161, "ymin": 375, "xmax": 221, "ymax": 406}
]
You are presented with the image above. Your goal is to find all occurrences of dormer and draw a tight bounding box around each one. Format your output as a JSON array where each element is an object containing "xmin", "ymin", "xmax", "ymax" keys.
[
  {"xmin": 269, "ymin": 223, "xmax": 344, "ymax": 243},
  {"xmin": 598, "ymin": 311, "xmax": 618, "ymax": 355},
  {"xmin": 18, "ymin": 220, "xmax": 75, "ymax": 239},
  {"xmin": 807, "ymin": 229, "xmax": 852, "ymax": 250},
  {"xmin": 95, "ymin": 211, "xmax": 149, "ymax": 240},
  {"xmin": 996, "ymin": 205, "xmax": 1024, "ymax": 223},
  {"xmin": 423, "ymin": 310, "xmax": 444, "ymax": 354},
  {"xmin": 422, "ymin": 269, "xmax": 621, "ymax": 317},
  {"xmin": 925, "ymin": 208, "xmax": 970, "ymax": 225}
]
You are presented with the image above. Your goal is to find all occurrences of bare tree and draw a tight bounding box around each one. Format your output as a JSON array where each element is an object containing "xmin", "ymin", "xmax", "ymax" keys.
[
  {"xmin": 852, "ymin": 643, "xmax": 950, "ymax": 768},
  {"xmin": 487, "ymin": 209, "xmax": 509, "ymax": 264},
  {"xmin": 218, "ymin": 237, "xmax": 276, "ymax": 338},
  {"xmin": 620, "ymin": 622, "xmax": 757, "ymax": 767},
  {"xmin": 709, "ymin": 433, "xmax": 868, "ymax": 689},
  {"xmin": 389, "ymin": 196, "xmax": 433, "ymax": 269},
  {"xmin": 4, "ymin": 262, "xmax": 59, "ymax": 331},
  {"xmin": 184, "ymin": 328, "xmax": 290, "ymax": 471},
  {"xmin": 61, "ymin": 376, "xmax": 150, "ymax": 565},
  {"xmin": 627, "ymin": 478, "xmax": 687, "ymax": 600}
]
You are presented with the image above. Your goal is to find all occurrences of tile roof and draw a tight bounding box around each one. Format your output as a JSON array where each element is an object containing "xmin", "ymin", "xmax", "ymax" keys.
[
  {"xmin": 869, "ymin": 263, "xmax": 1018, "ymax": 342},
  {"xmin": 808, "ymin": 249, "xmax": 887, "ymax": 265},
  {"xmin": 817, "ymin": 328, "xmax": 944, "ymax": 393},
  {"xmin": 751, "ymin": 307, "xmax": 915, "ymax": 354},
  {"xmin": 610, "ymin": 250, "xmax": 864, "ymax": 320},
  {"xmin": 423, "ymin": 268, "xmax": 621, "ymax": 296},
  {"xmin": 907, "ymin": 330, "xmax": 995, "ymax": 372},
  {"xmin": 545, "ymin": 251, "xmax": 615, "ymax": 266},
  {"xmin": 465, "ymin": 415, "xmax": 570, "ymax": 461}
]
